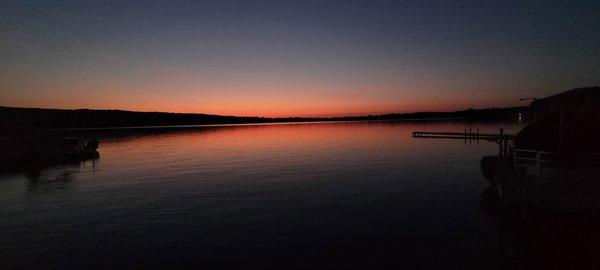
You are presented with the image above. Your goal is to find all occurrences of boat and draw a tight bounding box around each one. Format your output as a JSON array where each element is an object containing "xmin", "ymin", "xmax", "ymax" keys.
[
  {"xmin": 0, "ymin": 136, "xmax": 99, "ymax": 172},
  {"xmin": 483, "ymin": 87, "xmax": 600, "ymax": 212},
  {"xmin": 513, "ymin": 86, "xmax": 600, "ymax": 178}
]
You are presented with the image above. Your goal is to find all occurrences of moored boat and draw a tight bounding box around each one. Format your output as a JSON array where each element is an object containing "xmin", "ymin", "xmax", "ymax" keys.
[
  {"xmin": 486, "ymin": 87, "xmax": 600, "ymax": 213},
  {"xmin": 0, "ymin": 137, "xmax": 99, "ymax": 172}
]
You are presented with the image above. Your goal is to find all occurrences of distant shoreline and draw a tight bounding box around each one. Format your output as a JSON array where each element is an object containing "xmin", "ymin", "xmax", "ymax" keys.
[
  {"xmin": 31, "ymin": 117, "xmax": 519, "ymax": 132},
  {"xmin": 1, "ymin": 106, "xmax": 527, "ymax": 131}
]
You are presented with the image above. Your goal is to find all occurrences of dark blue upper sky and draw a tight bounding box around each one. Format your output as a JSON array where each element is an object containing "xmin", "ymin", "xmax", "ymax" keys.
[{"xmin": 1, "ymin": 0, "xmax": 599, "ymax": 116}]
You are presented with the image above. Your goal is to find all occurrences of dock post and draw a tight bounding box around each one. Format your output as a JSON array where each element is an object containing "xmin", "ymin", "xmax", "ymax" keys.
[
  {"xmin": 522, "ymin": 174, "xmax": 529, "ymax": 219},
  {"xmin": 536, "ymin": 152, "xmax": 541, "ymax": 179},
  {"xmin": 498, "ymin": 128, "xmax": 504, "ymax": 156}
]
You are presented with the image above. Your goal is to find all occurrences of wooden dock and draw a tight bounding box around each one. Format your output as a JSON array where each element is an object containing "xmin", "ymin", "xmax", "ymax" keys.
[
  {"xmin": 413, "ymin": 128, "xmax": 516, "ymax": 200},
  {"xmin": 412, "ymin": 129, "xmax": 515, "ymax": 141}
]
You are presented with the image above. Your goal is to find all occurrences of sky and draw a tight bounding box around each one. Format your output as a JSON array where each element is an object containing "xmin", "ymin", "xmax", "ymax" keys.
[{"xmin": 1, "ymin": 0, "xmax": 599, "ymax": 117}]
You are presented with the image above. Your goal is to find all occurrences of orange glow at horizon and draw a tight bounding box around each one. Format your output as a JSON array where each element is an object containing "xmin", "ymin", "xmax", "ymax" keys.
[
  {"xmin": 2, "ymin": 94, "xmax": 505, "ymax": 118},
  {"xmin": 2, "ymin": 75, "xmax": 516, "ymax": 117}
]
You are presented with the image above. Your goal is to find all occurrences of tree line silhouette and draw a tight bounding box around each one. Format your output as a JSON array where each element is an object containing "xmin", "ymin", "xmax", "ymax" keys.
[{"xmin": 0, "ymin": 106, "xmax": 527, "ymax": 131}]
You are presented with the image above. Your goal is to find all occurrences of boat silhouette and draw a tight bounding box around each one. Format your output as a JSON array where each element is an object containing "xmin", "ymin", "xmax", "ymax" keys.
[
  {"xmin": 485, "ymin": 87, "xmax": 600, "ymax": 213},
  {"xmin": 0, "ymin": 136, "xmax": 99, "ymax": 174}
]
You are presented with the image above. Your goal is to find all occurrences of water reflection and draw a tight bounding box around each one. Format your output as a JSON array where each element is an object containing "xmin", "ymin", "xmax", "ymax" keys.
[
  {"xmin": 2, "ymin": 119, "xmax": 592, "ymax": 269},
  {"xmin": 0, "ymin": 156, "xmax": 97, "ymax": 181},
  {"xmin": 480, "ymin": 164, "xmax": 600, "ymax": 269},
  {"xmin": 23, "ymin": 159, "xmax": 97, "ymax": 187},
  {"xmin": 1, "ymin": 120, "xmax": 541, "ymax": 269}
]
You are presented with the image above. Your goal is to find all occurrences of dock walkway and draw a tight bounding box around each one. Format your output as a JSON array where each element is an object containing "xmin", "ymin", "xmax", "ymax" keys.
[{"xmin": 412, "ymin": 130, "xmax": 515, "ymax": 141}]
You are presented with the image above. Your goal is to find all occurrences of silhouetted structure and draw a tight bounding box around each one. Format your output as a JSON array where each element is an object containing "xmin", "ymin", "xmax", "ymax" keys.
[
  {"xmin": 413, "ymin": 86, "xmax": 600, "ymax": 212},
  {"xmin": 0, "ymin": 136, "xmax": 99, "ymax": 173},
  {"xmin": 515, "ymin": 86, "xmax": 600, "ymax": 153}
]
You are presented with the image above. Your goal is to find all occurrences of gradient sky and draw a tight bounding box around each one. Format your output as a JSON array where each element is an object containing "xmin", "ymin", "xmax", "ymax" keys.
[{"xmin": 1, "ymin": 0, "xmax": 599, "ymax": 117}]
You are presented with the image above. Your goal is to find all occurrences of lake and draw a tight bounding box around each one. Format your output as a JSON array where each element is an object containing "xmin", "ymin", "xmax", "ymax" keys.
[{"xmin": 1, "ymin": 120, "xmax": 524, "ymax": 269}]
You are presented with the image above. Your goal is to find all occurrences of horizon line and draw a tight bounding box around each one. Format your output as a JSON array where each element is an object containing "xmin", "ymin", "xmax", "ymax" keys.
[{"xmin": 0, "ymin": 105, "xmax": 526, "ymax": 119}]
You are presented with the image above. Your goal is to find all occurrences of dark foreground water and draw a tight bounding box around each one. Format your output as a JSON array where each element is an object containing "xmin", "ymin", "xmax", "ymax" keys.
[{"xmin": 0, "ymin": 120, "xmax": 551, "ymax": 269}]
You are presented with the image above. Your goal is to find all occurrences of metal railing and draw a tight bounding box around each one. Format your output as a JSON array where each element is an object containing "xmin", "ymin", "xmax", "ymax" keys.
[{"xmin": 514, "ymin": 149, "xmax": 600, "ymax": 183}]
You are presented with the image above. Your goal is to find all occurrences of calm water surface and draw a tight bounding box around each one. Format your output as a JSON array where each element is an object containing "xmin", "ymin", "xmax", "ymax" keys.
[{"xmin": 1, "ymin": 121, "xmax": 523, "ymax": 269}]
